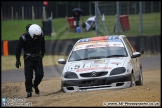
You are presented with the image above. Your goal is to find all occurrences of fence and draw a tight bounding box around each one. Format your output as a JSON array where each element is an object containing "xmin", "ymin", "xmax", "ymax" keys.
[
  {"xmin": 1, "ymin": 1, "xmax": 160, "ymax": 19},
  {"xmin": 95, "ymin": 1, "xmax": 161, "ymax": 36},
  {"xmin": 1, "ymin": 1, "xmax": 94, "ymax": 20},
  {"xmin": 1, "ymin": 1, "xmax": 161, "ymax": 37},
  {"xmin": 98, "ymin": 1, "xmax": 161, "ymax": 15},
  {"xmin": 1, "ymin": 6, "xmax": 44, "ymax": 20}
]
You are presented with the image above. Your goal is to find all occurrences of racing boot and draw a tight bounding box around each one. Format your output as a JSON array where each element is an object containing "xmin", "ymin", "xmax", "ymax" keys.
[
  {"xmin": 26, "ymin": 92, "xmax": 32, "ymax": 98},
  {"xmin": 33, "ymin": 86, "xmax": 40, "ymax": 94}
]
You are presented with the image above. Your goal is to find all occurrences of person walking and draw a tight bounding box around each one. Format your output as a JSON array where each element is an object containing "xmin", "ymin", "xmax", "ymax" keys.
[{"xmin": 15, "ymin": 24, "xmax": 45, "ymax": 98}]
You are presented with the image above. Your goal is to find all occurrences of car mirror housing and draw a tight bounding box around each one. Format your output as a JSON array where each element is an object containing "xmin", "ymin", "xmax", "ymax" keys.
[
  {"xmin": 131, "ymin": 52, "xmax": 141, "ymax": 58},
  {"xmin": 58, "ymin": 59, "xmax": 66, "ymax": 64}
]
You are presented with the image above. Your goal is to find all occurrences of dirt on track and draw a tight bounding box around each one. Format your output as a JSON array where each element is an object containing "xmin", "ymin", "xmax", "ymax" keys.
[{"xmin": 2, "ymin": 70, "xmax": 161, "ymax": 107}]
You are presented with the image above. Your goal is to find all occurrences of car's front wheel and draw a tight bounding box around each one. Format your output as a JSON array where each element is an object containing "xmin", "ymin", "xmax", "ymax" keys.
[
  {"xmin": 130, "ymin": 73, "xmax": 136, "ymax": 87},
  {"xmin": 136, "ymin": 70, "xmax": 143, "ymax": 86},
  {"xmin": 60, "ymin": 82, "xmax": 65, "ymax": 93}
]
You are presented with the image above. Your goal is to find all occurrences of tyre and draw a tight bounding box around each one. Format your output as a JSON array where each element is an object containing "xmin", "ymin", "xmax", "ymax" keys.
[
  {"xmin": 130, "ymin": 73, "xmax": 136, "ymax": 87},
  {"xmin": 60, "ymin": 82, "xmax": 65, "ymax": 93},
  {"xmin": 136, "ymin": 70, "xmax": 143, "ymax": 86}
]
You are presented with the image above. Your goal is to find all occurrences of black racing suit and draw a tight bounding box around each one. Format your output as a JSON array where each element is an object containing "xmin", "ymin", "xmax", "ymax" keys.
[{"xmin": 15, "ymin": 32, "xmax": 45, "ymax": 93}]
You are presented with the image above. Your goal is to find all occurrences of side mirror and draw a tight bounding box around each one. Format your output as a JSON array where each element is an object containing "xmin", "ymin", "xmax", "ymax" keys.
[
  {"xmin": 58, "ymin": 59, "xmax": 66, "ymax": 64},
  {"xmin": 131, "ymin": 52, "xmax": 141, "ymax": 58}
]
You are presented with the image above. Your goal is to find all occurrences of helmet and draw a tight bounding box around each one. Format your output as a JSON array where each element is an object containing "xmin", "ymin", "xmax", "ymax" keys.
[{"xmin": 28, "ymin": 24, "xmax": 42, "ymax": 38}]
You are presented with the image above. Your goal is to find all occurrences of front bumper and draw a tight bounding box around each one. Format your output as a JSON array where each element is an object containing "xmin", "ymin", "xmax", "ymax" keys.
[{"xmin": 62, "ymin": 73, "xmax": 132, "ymax": 92}]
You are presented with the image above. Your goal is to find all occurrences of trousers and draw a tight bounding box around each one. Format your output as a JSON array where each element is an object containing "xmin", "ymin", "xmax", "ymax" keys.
[
  {"xmin": 24, "ymin": 56, "xmax": 44, "ymax": 92},
  {"xmin": 74, "ymin": 20, "xmax": 79, "ymax": 28}
]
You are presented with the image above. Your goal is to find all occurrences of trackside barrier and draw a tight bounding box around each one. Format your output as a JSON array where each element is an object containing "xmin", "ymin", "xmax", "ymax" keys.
[
  {"xmin": 3, "ymin": 41, "xmax": 8, "ymax": 56},
  {"xmin": 1, "ymin": 35, "xmax": 161, "ymax": 56}
]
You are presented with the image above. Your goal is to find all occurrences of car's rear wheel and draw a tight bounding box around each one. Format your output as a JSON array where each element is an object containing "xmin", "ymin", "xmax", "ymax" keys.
[
  {"xmin": 130, "ymin": 73, "xmax": 136, "ymax": 87},
  {"xmin": 136, "ymin": 70, "xmax": 143, "ymax": 86}
]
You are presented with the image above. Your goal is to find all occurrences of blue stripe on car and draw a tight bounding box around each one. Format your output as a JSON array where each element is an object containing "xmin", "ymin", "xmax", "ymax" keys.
[{"xmin": 78, "ymin": 38, "xmax": 90, "ymax": 43}]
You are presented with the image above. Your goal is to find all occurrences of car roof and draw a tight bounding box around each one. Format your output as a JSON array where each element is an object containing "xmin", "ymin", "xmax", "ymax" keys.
[{"xmin": 77, "ymin": 35, "xmax": 126, "ymax": 43}]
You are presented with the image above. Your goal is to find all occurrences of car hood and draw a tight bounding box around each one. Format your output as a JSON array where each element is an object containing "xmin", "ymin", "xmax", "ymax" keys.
[{"xmin": 64, "ymin": 57, "xmax": 127, "ymax": 73}]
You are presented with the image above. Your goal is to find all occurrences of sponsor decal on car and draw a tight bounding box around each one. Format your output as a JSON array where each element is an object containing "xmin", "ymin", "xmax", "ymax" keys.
[
  {"xmin": 76, "ymin": 40, "xmax": 107, "ymax": 46},
  {"xmin": 94, "ymin": 59, "xmax": 105, "ymax": 63},
  {"xmin": 76, "ymin": 67, "xmax": 112, "ymax": 72},
  {"xmin": 91, "ymin": 64, "xmax": 99, "ymax": 67},
  {"xmin": 77, "ymin": 41, "xmax": 98, "ymax": 46},
  {"xmin": 86, "ymin": 43, "xmax": 109, "ymax": 48},
  {"xmin": 113, "ymin": 43, "xmax": 121, "ymax": 46},
  {"xmin": 74, "ymin": 38, "xmax": 124, "ymax": 51},
  {"xmin": 108, "ymin": 39, "xmax": 121, "ymax": 42},
  {"xmin": 73, "ymin": 45, "xmax": 87, "ymax": 51},
  {"xmin": 111, "ymin": 62, "xmax": 121, "ymax": 65},
  {"xmin": 74, "ymin": 46, "xmax": 83, "ymax": 50},
  {"xmin": 74, "ymin": 42, "xmax": 124, "ymax": 51}
]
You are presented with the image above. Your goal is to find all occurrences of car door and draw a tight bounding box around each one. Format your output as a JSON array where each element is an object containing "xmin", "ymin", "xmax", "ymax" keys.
[
  {"xmin": 124, "ymin": 37, "xmax": 139, "ymax": 80},
  {"xmin": 122, "ymin": 37, "xmax": 138, "ymax": 79},
  {"xmin": 125, "ymin": 38, "xmax": 141, "ymax": 76}
]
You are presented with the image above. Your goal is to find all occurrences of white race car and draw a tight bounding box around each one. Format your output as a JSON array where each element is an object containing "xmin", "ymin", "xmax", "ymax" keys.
[{"xmin": 58, "ymin": 35, "xmax": 143, "ymax": 93}]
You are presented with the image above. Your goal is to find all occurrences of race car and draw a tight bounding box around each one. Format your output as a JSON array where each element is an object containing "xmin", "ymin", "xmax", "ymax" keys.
[{"xmin": 58, "ymin": 35, "xmax": 143, "ymax": 93}]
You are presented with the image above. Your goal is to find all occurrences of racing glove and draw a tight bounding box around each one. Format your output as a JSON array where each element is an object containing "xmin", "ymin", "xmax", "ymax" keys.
[
  {"xmin": 40, "ymin": 52, "xmax": 44, "ymax": 58},
  {"xmin": 15, "ymin": 60, "xmax": 21, "ymax": 68}
]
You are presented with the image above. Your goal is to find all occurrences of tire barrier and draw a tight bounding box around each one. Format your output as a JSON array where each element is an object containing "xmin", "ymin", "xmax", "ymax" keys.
[
  {"xmin": 1, "ymin": 41, "xmax": 4, "ymax": 55},
  {"xmin": 127, "ymin": 35, "xmax": 161, "ymax": 55},
  {"xmin": 8, "ymin": 40, "xmax": 18, "ymax": 55},
  {"xmin": 1, "ymin": 35, "xmax": 161, "ymax": 56},
  {"xmin": 51, "ymin": 39, "xmax": 79, "ymax": 55}
]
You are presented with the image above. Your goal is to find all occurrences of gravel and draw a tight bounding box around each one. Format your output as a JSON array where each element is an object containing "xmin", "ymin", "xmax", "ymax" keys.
[{"xmin": 2, "ymin": 70, "xmax": 160, "ymax": 107}]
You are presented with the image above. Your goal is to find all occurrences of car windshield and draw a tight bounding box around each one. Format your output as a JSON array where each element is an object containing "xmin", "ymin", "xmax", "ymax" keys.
[{"xmin": 68, "ymin": 47, "xmax": 128, "ymax": 62}]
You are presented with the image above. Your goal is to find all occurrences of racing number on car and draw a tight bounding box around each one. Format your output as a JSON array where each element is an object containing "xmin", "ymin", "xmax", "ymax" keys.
[
  {"xmin": 68, "ymin": 63, "xmax": 91, "ymax": 71},
  {"xmin": 68, "ymin": 64, "xmax": 83, "ymax": 71},
  {"xmin": 83, "ymin": 63, "xmax": 91, "ymax": 68},
  {"xmin": 69, "ymin": 65, "xmax": 81, "ymax": 70}
]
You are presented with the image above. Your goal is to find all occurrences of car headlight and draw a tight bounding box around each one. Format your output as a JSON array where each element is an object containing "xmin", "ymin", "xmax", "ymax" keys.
[
  {"xmin": 64, "ymin": 72, "xmax": 78, "ymax": 78},
  {"xmin": 110, "ymin": 67, "xmax": 126, "ymax": 76}
]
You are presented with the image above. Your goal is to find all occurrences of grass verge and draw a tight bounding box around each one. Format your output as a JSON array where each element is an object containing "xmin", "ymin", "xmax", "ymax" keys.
[
  {"xmin": 2, "ymin": 12, "xmax": 160, "ymax": 41},
  {"xmin": 1, "ymin": 55, "xmax": 68, "ymax": 71}
]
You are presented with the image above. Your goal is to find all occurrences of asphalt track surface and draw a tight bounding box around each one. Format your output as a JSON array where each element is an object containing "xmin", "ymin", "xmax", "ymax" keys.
[{"xmin": 1, "ymin": 55, "xmax": 160, "ymax": 83}]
